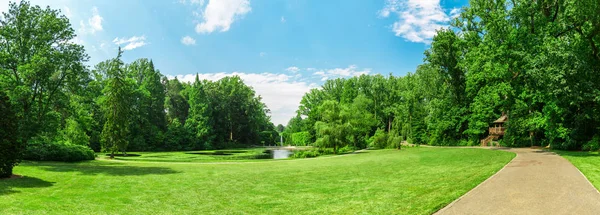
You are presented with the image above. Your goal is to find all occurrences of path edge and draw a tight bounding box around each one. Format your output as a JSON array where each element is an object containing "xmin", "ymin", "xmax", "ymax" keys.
[
  {"xmin": 433, "ymin": 149, "xmax": 518, "ymax": 214},
  {"xmin": 563, "ymin": 155, "xmax": 600, "ymax": 194}
]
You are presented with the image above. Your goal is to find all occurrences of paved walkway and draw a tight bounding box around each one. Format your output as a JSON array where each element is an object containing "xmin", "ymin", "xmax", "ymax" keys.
[{"xmin": 436, "ymin": 148, "xmax": 600, "ymax": 215}]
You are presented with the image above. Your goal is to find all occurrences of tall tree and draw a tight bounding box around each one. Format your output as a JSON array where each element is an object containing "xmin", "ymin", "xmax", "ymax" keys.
[
  {"xmin": 314, "ymin": 100, "xmax": 350, "ymax": 153},
  {"xmin": 165, "ymin": 77, "xmax": 189, "ymax": 125},
  {"xmin": 0, "ymin": 92, "xmax": 19, "ymax": 178},
  {"xmin": 99, "ymin": 48, "xmax": 134, "ymax": 158},
  {"xmin": 0, "ymin": 1, "xmax": 88, "ymax": 174}
]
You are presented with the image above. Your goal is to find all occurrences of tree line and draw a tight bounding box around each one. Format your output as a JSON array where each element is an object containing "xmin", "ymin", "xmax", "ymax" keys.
[
  {"xmin": 0, "ymin": 1, "xmax": 276, "ymax": 177},
  {"xmin": 282, "ymin": 0, "xmax": 600, "ymax": 151}
]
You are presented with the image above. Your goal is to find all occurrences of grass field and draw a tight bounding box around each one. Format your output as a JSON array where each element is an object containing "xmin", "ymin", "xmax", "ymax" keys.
[
  {"xmin": 1, "ymin": 147, "xmax": 514, "ymax": 215},
  {"xmin": 556, "ymin": 150, "xmax": 600, "ymax": 190}
]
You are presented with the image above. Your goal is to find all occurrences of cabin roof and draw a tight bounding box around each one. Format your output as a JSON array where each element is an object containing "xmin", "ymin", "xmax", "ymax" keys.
[{"xmin": 493, "ymin": 115, "xmax": 508, "ymax": 124}]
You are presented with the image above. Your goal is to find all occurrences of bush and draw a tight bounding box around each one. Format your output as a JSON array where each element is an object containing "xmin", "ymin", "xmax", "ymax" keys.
[
  {"xmin": 583, "ymin": 136, "xmax": 600, "ymax": 151},
  {"xmin": 338, "ymin": 145, "xmax": 355, "ymax": 154},
  {"xmin": 290, "ymin": 147, "xmax": 338, "ymax": 158},
  {"xmin": 369, "ymin": 129, "xmax": 388, "ymax": 149},
  {"xmin": 291, "ymin": 131, "xmax": 311, "ymax": 146},
  {"xmin": 291, "ymin": 149, "xmax": 320, "ymax": 158},
  {"xmin": 387, "ymin": 135, "xmax": 403, "ymax": 149},
  {"xmin": 24, "ymin": 143, "xmax": 95, "ymax": 162}
]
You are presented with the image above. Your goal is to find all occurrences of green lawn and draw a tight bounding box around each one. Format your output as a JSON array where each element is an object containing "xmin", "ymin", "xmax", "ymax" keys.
[
  {"xmin": 556, "ymin": 150, "xmax": 600, "ymax": 190},
  {"xmin": 1, "ymin": 147, "xmax": 514, "ymax": 215}
]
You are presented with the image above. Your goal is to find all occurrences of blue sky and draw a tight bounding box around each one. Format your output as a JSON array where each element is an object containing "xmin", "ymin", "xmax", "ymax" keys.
[{"xmin": 2, "ymin": 0, "xmax": 469, "ymax": 125}]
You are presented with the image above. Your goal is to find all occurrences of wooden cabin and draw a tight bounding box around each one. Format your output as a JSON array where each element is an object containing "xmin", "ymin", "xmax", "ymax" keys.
[{"xmin": 481, "ymin": 114, "xmax": 508, "ymax": 146}]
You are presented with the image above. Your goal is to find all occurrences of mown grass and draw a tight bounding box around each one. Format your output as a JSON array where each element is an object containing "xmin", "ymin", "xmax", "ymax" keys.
[
  {"xmin": 555, "ymin": 150, "xmax": 600, "ymax": 191},
  {"xmin": 100, "ymin": 148, "xmax": 271, "ymax": 162},
  {"xmin": 1, "ymin": 147, "xmax": 514, "ymax": 215}
]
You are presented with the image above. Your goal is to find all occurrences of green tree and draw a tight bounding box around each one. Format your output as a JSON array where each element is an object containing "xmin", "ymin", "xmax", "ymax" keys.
[
  {"xmin": 0, "ymin": 1, "xmax": 88, "ymax": 171},
  {"xmin": 0, "ymin": 92, "xmax": 20, "ymax": 178},
  {"xmin": 165, "ymin": 78, "xmax": 189, "ymax": 125},
  {"xmin": 185, "ymin": 75, "xmax": 214, "ymax": 149},
  {"xmin": 99, "ymin": 48, "xmax": 134, "ymax": 158},
  {"xmin": 314, "ymin": 100, "xmax": 350, "ymax": 153},
  {"xmin": 276, "ymin": 124, "xmax": 285, "ymax": 133}
]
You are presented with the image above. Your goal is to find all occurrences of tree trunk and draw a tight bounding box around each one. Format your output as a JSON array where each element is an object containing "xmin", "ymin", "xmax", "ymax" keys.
[
  {"xmin": 110, "ymin": 152, "xmax": 114, "ymax": 159},
  {"xmin": 334, "ymin": 144, "xmax": 337, "ymax": 154},
  {"xmin": 0, "ymin": 166, "xmax": 13, "ymax": 178}
]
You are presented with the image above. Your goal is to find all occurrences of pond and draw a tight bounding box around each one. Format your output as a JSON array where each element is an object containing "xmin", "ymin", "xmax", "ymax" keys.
[{"xmin": 272, "ymin": 149, "xmax": 291, "ymax": 159}]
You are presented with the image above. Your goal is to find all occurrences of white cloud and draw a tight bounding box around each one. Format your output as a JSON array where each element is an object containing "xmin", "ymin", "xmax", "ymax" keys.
[
  {"xmin": 0, "ymin": 3, "xmax": 8, "ymax": 16},
  {"xmin": 168, "ymin": 72, "xmax": 318, "ymax": 125},
  {"xmin": 70, "ymin": 36, "xmax": 84, "ymax": 45},
  {"xmin": 79, "ymin": 6, "xmax": 103, "ymax": 35},
  {"xmin": 181, "ymin": 36, "xmax": 196, "ymax": 45},
  {"xmin": 313, "ymin": 65, "xmax": 371, "ymax": 81},
  {"xmin": 285, "ymin": 66, "xmax": 300, "ymax": 73},
  {"xmin": 280, "ymin": 16, "xmax": 286, "ymax": 23},
  {"xmin": 449, "ymin": 7, "xmax": 461, "ymax": 19},
  {"xmin": 194, "ymin": 0, "xmax": 251, "ymax": 33},
  {"xmin": 379, "ymin": 0, "xmax": 452, "ymax": 43},
  {"xmin": 63, "ymin": 6, "xmax": 72, "ymax": 18},
  {"xmin": 112, "ymin": 35, "xmax": 147, "ymax": 51},
  {"xmin": 259, "ymin": 52, "xmax": 267, "ymax": 57}
]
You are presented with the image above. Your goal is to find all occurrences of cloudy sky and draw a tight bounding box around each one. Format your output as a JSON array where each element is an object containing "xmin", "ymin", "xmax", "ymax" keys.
[{"xmin": 1, "ymin": 0, "xmax": 469, "ymax": 125}]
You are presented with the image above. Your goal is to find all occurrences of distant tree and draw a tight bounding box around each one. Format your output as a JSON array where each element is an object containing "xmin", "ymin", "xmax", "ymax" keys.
[
  {"xmin": 99, "ymin": 48, "xmax": 134, "ymax": 158},
  {"xmin": 276, "ymin": 124, "xmax": 285, "ymax": 133},
  {"xmin": 185, "ymin": 75, "xmax": 213, "ymax": 149},
  {"xmin": 165, "ymin": 78, "xmax": 189, "ymax": 125},
  {"xmin": 126, "ymin": 59, "xmax": 167, "ymax": 150},
  {"xmin": 342, "ymin": 94, "xmax": 376, "ymax": 149}
]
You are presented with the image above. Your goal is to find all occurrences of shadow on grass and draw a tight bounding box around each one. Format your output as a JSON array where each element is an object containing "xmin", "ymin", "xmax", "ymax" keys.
[
  {"xmin": 106, "ymin": 154, "xmax": 142, "ymax": 157},
  {"xmin": 0, "ymin": 176, "xmax": 55, "ymax": 196},
  {"xmin": 25, "ymin": 161, "xmax": 180, "ymax": 176},
  {"xmin": 554, "ymin": 150, "xmax": 600, "ymax": 158},
  {"xmin": 489, "ymin": 147, "xmax": 513, "ymax": 151}
]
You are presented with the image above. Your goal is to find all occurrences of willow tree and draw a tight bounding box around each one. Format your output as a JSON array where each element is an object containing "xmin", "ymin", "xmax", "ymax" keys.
[{"xmin": 314, "ymin": 100, "xmax": 350, "ymax": 153}]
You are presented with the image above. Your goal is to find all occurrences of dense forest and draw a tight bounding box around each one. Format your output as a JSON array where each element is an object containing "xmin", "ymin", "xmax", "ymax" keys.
[
  {"xmin": 282, "ymin": 0, "xmax": 600, "ymax": 151},
  {"xmin": 1, "ymin": 0, "xmax": 600, "ymax": 178}
]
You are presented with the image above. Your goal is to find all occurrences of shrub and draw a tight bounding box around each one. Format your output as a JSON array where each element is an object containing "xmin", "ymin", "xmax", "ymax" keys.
[
  {"xmin": 338, "ymin": 145, "xmax": 355, "ymax": 154},
  {"xmin": 387, "ymin": 135, "xmax": 403, "ymax": 149},
  {"xmin": 24, "ymin": 143, "xmax": 95, "ymax": 162},
  {"xmin": 291, "ymin": 132, "xmax": 311, "ymax": 146},
  {"xmin": 369, "ymin": 129, "xmax": 388, "ymax": 149},
  {"xmin": 291, "ymin": 149, "xmax": 320, "ymax": 158},
  {"xmin": 318, "ymin": 147, "xmax": 335, "ymax": 155},
  {"xmin": 583, "ymin": 136, "xmax": 600, "ymax": 151}
]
